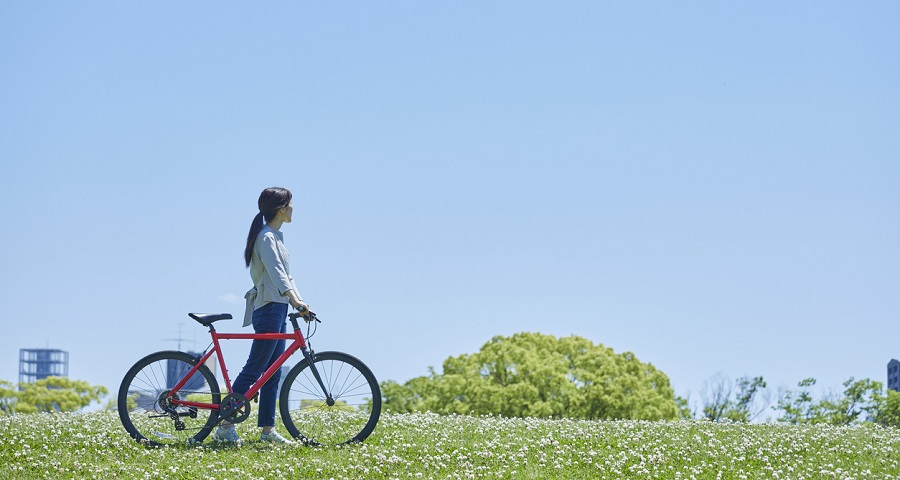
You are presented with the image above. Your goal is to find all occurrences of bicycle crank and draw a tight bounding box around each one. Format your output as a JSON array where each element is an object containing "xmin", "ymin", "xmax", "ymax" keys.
[{"xmin": 218, "ymin": 393, "xmax": 251, "ymax": 424}]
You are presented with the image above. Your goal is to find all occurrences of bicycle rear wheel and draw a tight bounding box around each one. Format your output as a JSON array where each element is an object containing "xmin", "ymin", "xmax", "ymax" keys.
[
  {"xmin": 279, "ymin": 351, "xmax": 381, "ymax": 446},
  {"xmin": 118, "ymin": 351, "xmax": 220, "ymax": 447}
]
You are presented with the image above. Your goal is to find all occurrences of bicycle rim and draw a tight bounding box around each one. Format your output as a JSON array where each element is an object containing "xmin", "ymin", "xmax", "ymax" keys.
[
  {"xmin": 118, "ymin": 351, "xmax": 220, "ymax": 447},
  {"xmin": 279, "ymin": 351, "xmax": 381, "ymax": 446}
]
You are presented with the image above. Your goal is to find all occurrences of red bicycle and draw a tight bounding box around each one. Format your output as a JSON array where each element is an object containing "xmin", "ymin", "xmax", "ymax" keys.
[{"xmin": 117, "ymin": 311, "xmax": 381, "ymax": 447}]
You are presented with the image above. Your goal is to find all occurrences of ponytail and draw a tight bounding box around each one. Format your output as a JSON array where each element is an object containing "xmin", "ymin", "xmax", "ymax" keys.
[
  {"xmin": 244, "ymin": 212, "xmax": 265, "ymax": 267},
  {"xmin": 244, "ymin": 187, "xmax": 293, "ymax": 268}
]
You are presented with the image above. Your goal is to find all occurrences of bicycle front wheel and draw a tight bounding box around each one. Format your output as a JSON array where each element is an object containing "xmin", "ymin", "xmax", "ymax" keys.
[
  {"xmin": 118, "ymin": 351, "xmax": 221, "ymax": 447},
  {"xmin": 279, "ymin": 351, "xmax": 381, "ymax": 446}
]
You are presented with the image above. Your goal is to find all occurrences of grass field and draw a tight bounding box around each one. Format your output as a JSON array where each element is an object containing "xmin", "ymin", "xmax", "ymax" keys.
[{"xmin": 2, "ymin": 410, "xmax": 899, "ymax": 479}]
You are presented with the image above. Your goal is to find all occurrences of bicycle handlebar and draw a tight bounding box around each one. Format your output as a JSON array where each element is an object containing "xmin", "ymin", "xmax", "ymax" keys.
[{"xmin": 288, "ymin": 311, "xmax": 320, "ymax": 323}]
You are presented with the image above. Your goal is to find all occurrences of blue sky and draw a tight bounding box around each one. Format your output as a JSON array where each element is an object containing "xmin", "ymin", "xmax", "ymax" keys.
[{"xmin": 1, "ymin": 2, "xmax": 898, "ymax": 415}]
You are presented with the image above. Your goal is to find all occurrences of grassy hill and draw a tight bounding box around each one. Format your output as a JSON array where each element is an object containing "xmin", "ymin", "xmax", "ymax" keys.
[{"xmin": 2, "ymin": 410, "xmax": 899, "ymax": 479}]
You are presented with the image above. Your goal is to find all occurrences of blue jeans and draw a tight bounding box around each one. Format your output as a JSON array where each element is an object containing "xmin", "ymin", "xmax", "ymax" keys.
[{"xmin": 231, "ymin": 302, "xmax": 287, "ymax": 427}]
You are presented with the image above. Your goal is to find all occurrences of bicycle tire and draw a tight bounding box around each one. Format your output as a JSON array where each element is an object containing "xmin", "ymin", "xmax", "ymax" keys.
[
  {"xmin": 118, "ymin": 350, "xmax": 221, "ymax": 447},
  {"xmin": 279, "ymin": 351, "xmax": 381, "ymax": 446}
]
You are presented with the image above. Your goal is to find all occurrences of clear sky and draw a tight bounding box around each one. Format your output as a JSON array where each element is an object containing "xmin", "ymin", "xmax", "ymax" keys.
[{"xmin": 1, "ymin": 2, "xmax": 898, "ymax": 415}]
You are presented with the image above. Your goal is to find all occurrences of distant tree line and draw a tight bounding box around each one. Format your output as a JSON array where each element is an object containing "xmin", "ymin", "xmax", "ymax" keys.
[
  {"xmin": 685, "ymin": 373, "xmax": 900, "ymax": 427},
  {"xmin": 378, "ymin": 331, "xmax": 900, "ymax": 428},
  {"xmin": 0, "ymin": 377, "xmax": 108, "ymax": 414}
]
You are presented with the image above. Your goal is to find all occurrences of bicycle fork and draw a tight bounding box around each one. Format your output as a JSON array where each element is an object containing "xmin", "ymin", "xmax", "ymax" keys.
[{"xmin": 301, "ymin": 348, "xmax": 336, "ymax": 406}]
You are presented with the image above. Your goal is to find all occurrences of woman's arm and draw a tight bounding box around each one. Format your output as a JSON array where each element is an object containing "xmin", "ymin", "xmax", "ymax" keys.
[
  {"xmin": 286, "ymin": 290, "xmax": 308, "ymax": 313},
  {"xmin": 258, "ymin": 233, "xmax": 307, "ymax": 311}
]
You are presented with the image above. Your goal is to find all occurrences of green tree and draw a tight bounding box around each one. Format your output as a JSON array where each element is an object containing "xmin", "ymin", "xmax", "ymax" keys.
[
  {"xmin": 0, "ymin": 380, "xmax": 17, "ymax": 415},
  {"xmin": 382, "ymin": 332, "xmax": 679, "ymax": 420},
  {"xmin": 380, "ymin": 376, "xmax": 433, "ymax": 414},
  {"xmin": 818, "ymin": 378, "xmax": 883, "ymax": 426},
  {"xmin": 776, "ymin": 377, "xmax": 886, "ymax": 426},
  {"xmin": 776, "ymin": 378, "xmax": 821, "ymax": 424},
  {"xmin": 875, "ymin": 389, "xmax": 900, "ymax": 428},
  {"xmin": 729, "ymin": 376, "xmax": 768, "ymax": 422},
  {"xmin": 675, "ymin": 395, "xmax": 693, "ymax": 420},
  {"xmin": 14, "ymin": 377, "xmax": 108, "ymax": 414},
  {"xmin": 701, "ymin": 374, "xmax": 768, "ymax": 422}
]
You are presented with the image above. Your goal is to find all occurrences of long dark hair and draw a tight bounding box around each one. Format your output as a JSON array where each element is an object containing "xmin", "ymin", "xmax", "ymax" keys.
[{"xmin": 244, "ymin": 187, "xmax": 292, "ymax": 267}]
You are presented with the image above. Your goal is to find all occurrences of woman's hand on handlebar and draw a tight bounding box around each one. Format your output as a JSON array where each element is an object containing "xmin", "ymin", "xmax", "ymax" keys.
[
  {"xmin": 292, "ymin": 301, "xmax": 309, "ymax": 315},
  {"xmin": 287, "ymin": 290, "xmax": 308, "ymax": 314},
  {"xmin": 288, "ymin": 307, "xmax": 319, "ymax": 323}
]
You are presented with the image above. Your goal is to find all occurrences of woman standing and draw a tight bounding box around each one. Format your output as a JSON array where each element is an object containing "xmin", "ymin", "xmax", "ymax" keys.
[{"xmin": 214, "ymin": 187, "xmax": 307, "ymax": 444}]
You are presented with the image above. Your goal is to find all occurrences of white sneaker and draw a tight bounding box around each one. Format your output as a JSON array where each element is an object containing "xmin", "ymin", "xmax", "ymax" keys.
[
  {"xmin": 213, "ymin": 426, "xmax": 242, "ymax": 445},
  {"xmin": 260, "ymin": 431, "xmax": 294, "ymax": 444}
]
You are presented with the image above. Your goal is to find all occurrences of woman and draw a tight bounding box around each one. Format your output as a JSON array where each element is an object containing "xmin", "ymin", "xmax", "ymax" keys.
[{"xmin": 214, "ymin": 187, "xmax": 307, "ymax": 444}]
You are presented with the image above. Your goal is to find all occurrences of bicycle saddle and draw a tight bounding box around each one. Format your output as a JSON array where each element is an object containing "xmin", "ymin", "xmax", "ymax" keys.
[{"xmin": 188, "ymin": 313, "xmax": 233, "ymax": 326}]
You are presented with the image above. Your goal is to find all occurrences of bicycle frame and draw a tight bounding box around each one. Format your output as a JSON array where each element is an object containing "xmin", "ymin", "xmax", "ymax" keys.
[{"xmin": 165, "ymin": 319, "xmax": 319, "ymax": 413}]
